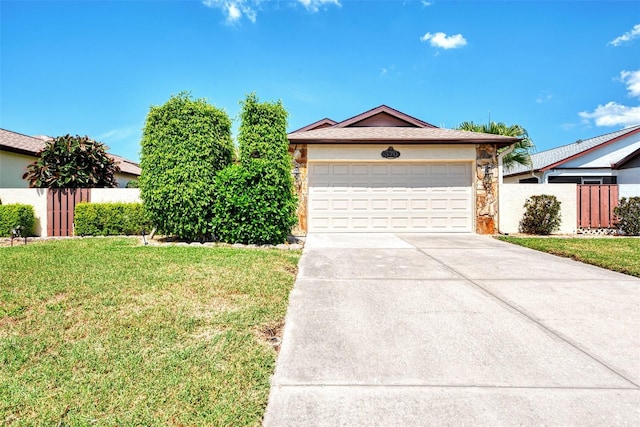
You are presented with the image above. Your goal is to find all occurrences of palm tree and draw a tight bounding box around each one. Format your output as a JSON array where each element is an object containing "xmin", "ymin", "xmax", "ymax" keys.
[{"xmin": 456, "ymin": 121, "xmax": 535, "ymax": 169}]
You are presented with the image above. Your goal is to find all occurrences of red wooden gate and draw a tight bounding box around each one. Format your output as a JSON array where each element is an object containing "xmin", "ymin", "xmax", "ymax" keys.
[
  {"xmin": 47, "ymin": 189, "xmax": 91, "ymax": 236},
  {"xmin": 577, "ymin": 184, "xmax": 619, "ymax": 229}
]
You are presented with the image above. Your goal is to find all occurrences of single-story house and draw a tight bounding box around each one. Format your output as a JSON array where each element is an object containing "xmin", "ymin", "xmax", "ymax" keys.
[
  {"xmin": 0, "ymin": 128, "xmax": 141, "ymax": 188},
  {"xmin": 288, "ymin": 105, "xmax": 520, "ymax": 235},
  {"xmin": 503, "ymin": 125, "xmax": 640, "ymax": 188}
]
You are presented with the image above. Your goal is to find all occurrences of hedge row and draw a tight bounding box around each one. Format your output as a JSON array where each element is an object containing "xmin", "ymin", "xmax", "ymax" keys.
[
  {"xmin": 0, "ymin": 204, "xmax": 36, "ymax": 237},
  {"xmin": 74, "ymin": 203, "xmax": 152, "ymax": 236}
]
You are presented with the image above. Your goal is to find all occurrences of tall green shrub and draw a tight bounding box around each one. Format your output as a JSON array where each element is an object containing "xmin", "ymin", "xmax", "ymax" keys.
[
  {"xmin": 139, "ymin": 92, "xmax": 233, "ymax": 240},
  {"xmin": 0, "ymin": 204, "xmax": 36, "ymax": 237},
  {"xmin": 519, "ymin": 194, "xmax": 561, "ymax": 235},
  {"xmin": 213, "ymin": 93, "xmax": 297, "ymax": 244},
  {"xmin": 614, "ymin": 197, "xmax": 640, "ymax": 236},
  {"xmin": 75, "ymin": 203, "xmax": 152, "ymax": 236},
  {"xmin": 238, "ymin": 92, "xmax": 291, "ymax": 171}
]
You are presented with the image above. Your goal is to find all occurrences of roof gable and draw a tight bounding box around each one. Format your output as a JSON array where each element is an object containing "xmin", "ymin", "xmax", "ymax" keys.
[
  {"xmin": 290, "ymin": 118, "xmax": 337, "ymax": 133},
  {"xmin": 505, "ymin": 124, "xmax": 640, "ymax": 176},
  {"xmin": 613, "ymin": 146, "xmax": 640, "ymax": 169},
  {"xmin": 333, "ymin": 105, "xmax": 436, "ymax": 128}
]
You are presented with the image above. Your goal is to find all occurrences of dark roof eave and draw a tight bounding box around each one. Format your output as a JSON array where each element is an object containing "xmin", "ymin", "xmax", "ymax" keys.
[{"xmin": 0, "ymin": 145, "xmax": 39, "ymax": 156}]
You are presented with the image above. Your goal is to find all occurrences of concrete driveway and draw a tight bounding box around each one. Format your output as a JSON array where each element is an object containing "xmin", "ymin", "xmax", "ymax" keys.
[{"xmin": 263, "ymin": 233, "xmax": 640, "ymax": 426}]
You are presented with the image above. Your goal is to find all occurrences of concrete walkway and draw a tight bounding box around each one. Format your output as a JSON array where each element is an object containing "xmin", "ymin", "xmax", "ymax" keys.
[{"xmin": 263, "ymin": 233, "xmax": 640, "ymax": 426}]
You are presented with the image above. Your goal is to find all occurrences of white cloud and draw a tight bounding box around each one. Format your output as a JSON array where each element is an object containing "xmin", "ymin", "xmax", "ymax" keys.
[
  {"xmin": 579, "ymin": 69, "xmax": 640, "ymax": 127},
  {"xmin": 421, "ymin": 1, "xmax": 433, "ymax": 6},
  {"xmin": 297, "ymin": 0, "xmax": 341, "ymax": 13},
  {"xmin": 420, "ymin": 32, "xmax": 467, "ymax": 49},
  {"xmin": 609, "ymin": 23, "xmax": 640, "ymax": 46},
  {"xmin": 579, "ymin": 103, "xmax": 640, "ymax": 127},
  {"xmin": 202, "ymin": 0, "xmax": 256, "ymax": 24},
  {"xmin": 203, "ymin": 0, "xmax": 338, "ymax": 23},
  {"xmin": 536, "ymin": 91, "xmax": 553, "ymax": 104},
  {"xmin": 620, "ymin": 70, "xmax": 640, "ymax": 98}
]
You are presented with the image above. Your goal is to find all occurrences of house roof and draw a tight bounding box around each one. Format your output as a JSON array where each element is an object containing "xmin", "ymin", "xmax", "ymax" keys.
[
  {"xmin": 504, "ymin": 124, "xmax": 640, "ymax": 176},
  {"xmin": 0, "ymin": 128, "xmax": 141, "ymax": 176},
  {"xmin": 613, "ymin": 146, "xmax": 640, "ymax": 169},
  {"xmin": 333, "ymin": 105, "xmax": 436, "ymax": 128},
  {"xmin": 290, "ymin": 118, "xmax": 338, "ymax": 133},
  {"xmin": 289, "ymin": 105, "xmax": 519, "ymax": 147},
  {"xmin": 289, "ymin": 126, "xmax": 520, "ymax": 145}
]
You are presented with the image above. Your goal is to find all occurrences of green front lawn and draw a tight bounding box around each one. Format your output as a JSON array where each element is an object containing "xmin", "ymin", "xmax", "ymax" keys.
[
  {"xmin": 0, "ymin": 238, "xmax": 300, "ymax": 426},
  {"xmin": 497, "ymin": 236, "xmax": 640, "ymax": 278}
]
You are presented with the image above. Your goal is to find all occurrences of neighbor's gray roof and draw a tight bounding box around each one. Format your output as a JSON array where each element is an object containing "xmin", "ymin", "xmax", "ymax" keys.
[
  {"xmin": 0, "ymin": 128, "xmax": 141, "ymax": 176},
  {"xmin": 288, "ymin": 126, "xmax": 519, "ymax": 146},
  {"xmin": 504, "ymin": 124, "xmax": 640, "ymax": 176}
]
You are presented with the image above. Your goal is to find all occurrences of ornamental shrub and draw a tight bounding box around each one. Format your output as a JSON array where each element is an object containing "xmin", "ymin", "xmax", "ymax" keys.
[
  {"xmin": 238, "ymin": 92, "xmax": 291, "ymax": 172},
  {"xmin": 23, "ymin": 134, "xmax": 119, "ymax": 188},
  {"xmin": 125, "ymin": 179, "xmax": 139, "ymax": 188},
  {"xmin": 0, "ymin": 204, "xmax": 36, "ymax": 237},
  {"xmin": 212, "ymin": 93, "xmax": 297, "ymax": 244},
  {"xmin": 614, "ymin": 197, "xmax": 640, "ymax": 236},
  {"xmin": 139, "ymin": 92, "xmax": 234, "ymax": 240},
  {"xmin": 519, "ymin": 194, "xmax": 561, "ymax": 235},
  {"xmin": 212, "ymin": 162, "xmax": 297, "ymax": 244},
  {"xmin": 74, "ymin": 202, "xmax": 152, "ymax": 236}
]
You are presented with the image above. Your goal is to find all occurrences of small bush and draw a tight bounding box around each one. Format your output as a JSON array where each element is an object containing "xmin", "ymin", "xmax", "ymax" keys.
[
  {"xmin": 212, "ymin": 162, "xmax": 297, "ymax": 245},
  {"xmin": 614, "ymin": 197, "xmax": 640, "ymax": 236},
  {"xmin": 519, "ymin": 194, "xmax": 561, "ymax": 235},
  {"xmin": 74, "ymin": 203, "xmax": 152, "ymax": 236},
  {"xmin": 125, "ymin": 179, "xmax": 139, "ymax": 188},
  {"xmin": 0, "ymin": 204, "xmax": 36, "ymax": 237}
]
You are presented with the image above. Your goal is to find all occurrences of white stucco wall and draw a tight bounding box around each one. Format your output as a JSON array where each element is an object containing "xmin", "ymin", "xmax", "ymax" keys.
[
  {"xmin": 308, "ymin": 144, "xmax": 477, "ymax": 161},
  {"xmin": 619, "ymin": 184, "xmax": 640, "ymax": 199},
  {"xmin": 499, "ymin": 183, "xmax": 577, "ymax": 235},
  {"xmin": 0, "ymin": 188, "xmax": 48, "ymax": 236},
  {"xmin": 91, "ymin": 188, "xmax": 141, "ymax": 203},
  {"xmin": 0, "ymin": 151, "xmax": 33, "ymax": 188}
]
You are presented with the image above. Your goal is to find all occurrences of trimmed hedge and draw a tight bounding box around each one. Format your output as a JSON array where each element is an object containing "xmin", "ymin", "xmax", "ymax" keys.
[
  {"xmin": 0, "ymin": 204, "xmax": 36, "ymax": 237},
  {"xmin": 212, "ymin": 162, "xmax": 297, "ymax": 245},
  {"xmin": 74, "ymin": 203, "xmax": 152, "ymax": 236}
]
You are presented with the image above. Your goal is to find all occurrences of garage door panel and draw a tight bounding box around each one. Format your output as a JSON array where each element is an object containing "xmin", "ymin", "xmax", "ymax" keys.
[{"xmin": 308, "ymin": 162, "xmax": 473, "ymax": 232}]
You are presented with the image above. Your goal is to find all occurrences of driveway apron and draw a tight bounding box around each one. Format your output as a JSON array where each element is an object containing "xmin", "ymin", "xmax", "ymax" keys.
[{"xmin": 263, "ymin": 233, "xmax": 640, "ymax": 426}]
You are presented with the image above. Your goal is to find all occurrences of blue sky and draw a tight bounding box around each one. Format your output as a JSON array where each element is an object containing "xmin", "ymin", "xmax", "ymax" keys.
[{"xmin": 1, "ymin": 0, "xmax": 639, "ymax": 163}]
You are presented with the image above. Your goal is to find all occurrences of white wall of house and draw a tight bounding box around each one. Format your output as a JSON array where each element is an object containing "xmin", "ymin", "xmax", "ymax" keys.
[
  {"xmin": 499, "ymin": 183, "xmax": 577, "ymax": 235},
  {"xmin": 562, "ymin": 135, "xmax": 640, "ymax": 169},
  {"xmin": 0, "ymin": 151, "xmax": 33, "ymax": 188},
  {"xmin": 619, "ymin": 184, "xmax": 640, "ymax": 199},
  {"xmin": 0, "ymin": 188, "xmax": 48, "ymax": 236}
]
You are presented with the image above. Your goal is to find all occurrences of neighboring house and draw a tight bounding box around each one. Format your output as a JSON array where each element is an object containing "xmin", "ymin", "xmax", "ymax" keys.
[
  {"xmin": 288, "ymin": 105, "xmax": 519, "ymax": 235},
  {"xmin": 503, "ymin": 125, "xmax": 640, "ymax": 191},
  {"xmin": 0, "ymin": 128, "xmax": 141, "ymax": 188}
]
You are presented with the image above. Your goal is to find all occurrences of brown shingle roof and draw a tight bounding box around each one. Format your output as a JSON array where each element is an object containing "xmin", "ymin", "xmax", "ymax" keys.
[
  {"xmin": 0, "ymin": 128, "xmax": 141, "ymax": 176},
  {"xmin": 288, "ymin": 126, "xmax": 519, "ymax": 146}
]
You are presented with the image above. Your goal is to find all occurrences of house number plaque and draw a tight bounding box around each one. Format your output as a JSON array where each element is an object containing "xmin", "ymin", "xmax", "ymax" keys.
[{"xmin": 381, "ymin": 146, "xmax": 400, "ymax": 159}]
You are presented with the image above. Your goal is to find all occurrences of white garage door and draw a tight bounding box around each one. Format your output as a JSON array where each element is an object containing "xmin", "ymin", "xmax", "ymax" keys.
[{"xmin": 308, "ymin": 162, "xmax": 473, "ymax": 232}]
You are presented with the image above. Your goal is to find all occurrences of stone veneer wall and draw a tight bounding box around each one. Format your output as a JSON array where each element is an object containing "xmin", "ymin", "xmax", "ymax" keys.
[
  {"xmin": 289, "ymin": 144, "xmax": 308, "ymax": 235},
  {"xmin": 475, "ymin": 144, "xmax": 498, "ymax": 234}
]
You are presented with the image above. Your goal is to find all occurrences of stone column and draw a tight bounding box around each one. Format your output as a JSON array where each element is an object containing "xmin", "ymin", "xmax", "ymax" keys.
[
  {"xmin": 288, "ymin": 144, "xmax": 308, "ymax": 235},
  {"xmin": 475, "ymin": 144, "xmax": 498, "ymax": 234}
]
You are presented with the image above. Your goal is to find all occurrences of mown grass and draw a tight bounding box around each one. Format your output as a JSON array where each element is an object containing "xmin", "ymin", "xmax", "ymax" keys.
[
  {"xmin": 497, "ymin": 236, "xmax": 640, "ymax": 278},
  {"xmin": 0, "ymin": 238, "xmax": 300, "ymax": 426}
]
